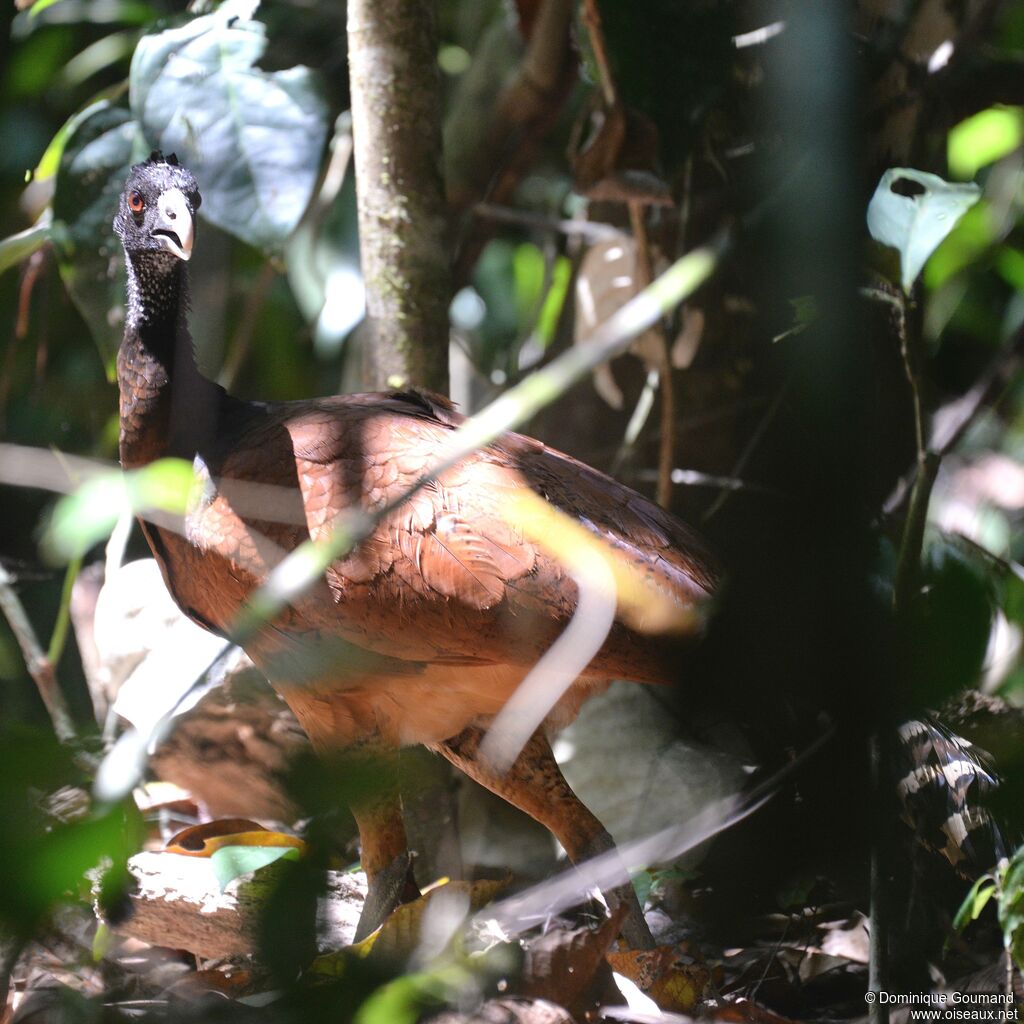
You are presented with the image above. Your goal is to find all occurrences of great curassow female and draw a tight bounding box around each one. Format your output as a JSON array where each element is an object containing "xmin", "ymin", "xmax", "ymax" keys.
[{"xmin": 113, "ymin": 153, "xmax": 719, "ymax": 948}]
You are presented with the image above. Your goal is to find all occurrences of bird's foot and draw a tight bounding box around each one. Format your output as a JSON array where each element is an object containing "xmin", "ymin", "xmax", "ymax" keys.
[{"xmin": 354, "ymin": 850, "xmax": 420, "ymax": 942}]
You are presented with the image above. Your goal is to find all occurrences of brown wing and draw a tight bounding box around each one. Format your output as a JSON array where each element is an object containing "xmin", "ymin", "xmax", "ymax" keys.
[{"xmin": 182, "ymin": 389, "xmax": 715, "ymax": 680}]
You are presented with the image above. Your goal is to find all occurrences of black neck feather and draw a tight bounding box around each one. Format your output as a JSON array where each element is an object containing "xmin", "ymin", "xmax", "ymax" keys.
[{"xmin": 118, "ymin": 253, "xmax": 223, "ymax": 467}]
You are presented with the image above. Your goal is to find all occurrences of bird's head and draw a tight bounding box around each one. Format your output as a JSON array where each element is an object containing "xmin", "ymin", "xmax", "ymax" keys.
[{"xmin": 114, "ymin": 151, "xmax": 201, "ymax": 265}]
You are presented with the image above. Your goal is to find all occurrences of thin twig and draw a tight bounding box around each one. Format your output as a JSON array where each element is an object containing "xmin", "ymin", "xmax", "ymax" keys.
[
  {"xmin": 473, "ymin": 202, "xmax": 626, "ymax": 243},
  {"xmin": 580, "ymin": 0, "xmax": 619, "ymax": 107},
  {"xmin": 884, "ymin": 327, "xmax": 1024, "ymax": 515},
  {"xmin": 609, "ymin": 368, "xmax": 658, "ymax": 477},
  {"xmin": 627, "ymin": 201, "xmax": 676, "ymax": 508},
  {"xmin": 580, "ymin": 0, "xmax": 677, "ymax": 507},
  {"xmin": 0, "ymin": 565, "xmax": 94, "ymax": 769},
  {"xmin": 892, "ymin": 292, "xmax": 938, "ymax": 614},
  {"xmin": 897, "ymin": 295, "xmax": 926, "ymax": 462},
  {"xmin": 703, "ymin": 380, "xmax": 791, "ymax": 523},
  {"xmin": 0, "ymin": 249, "xmax": 48, "ymax": 425},
  {"xmin": 451, "ymin": 0, "xmax": 577, "ymax": 284},
  {"xmin": 893, "ymin": 451, "xmax": 940, "ymax": 611}
]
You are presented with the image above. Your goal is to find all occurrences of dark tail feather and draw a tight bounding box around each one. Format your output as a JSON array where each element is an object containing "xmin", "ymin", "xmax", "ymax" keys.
[{"xmin": 895, "ymin": 717, "xmax": 1006, "ymax": 874}]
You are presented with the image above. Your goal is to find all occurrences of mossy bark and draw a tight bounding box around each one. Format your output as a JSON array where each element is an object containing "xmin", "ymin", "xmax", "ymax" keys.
[{"xmin": 348, "ymin": 0, "xmax": 450, "ymax": 394}]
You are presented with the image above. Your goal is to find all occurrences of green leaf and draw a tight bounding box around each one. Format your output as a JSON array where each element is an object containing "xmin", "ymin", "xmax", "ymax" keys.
[
  {"xmin": 923, "ymin": 201, "xmax": 996, "ymax": 289},
  {"xmin": 354, "ymin": 972, "xmax": 446, "ymax": 1024},
  {"xmin": 130, "ymin": 0, "xmax": 328, "ymax": 253},
  {"xmin": 53, "ymin": 99, "xmax": 142, "ymax": 368},
  {"xmin": 28, "ymin": 0, "xmax": 68, "ymax": 16},
  {"xmin": 513, "ymin": 243, "xmax": 545, "ymax": 328},
  {"xmin": 1003, "ymin": 569, "xmax": 1024, "ymax": 626},
  {"xmin": 44, "ymin": 458, "xmax": 195, "ymax": 561},
  {"xmin": 948, "ymin": 107, "xmax": 1024, "ymax": 181},
  {"xmin": 631, "ymin": 869, "xmax": 654, "ymax": 909},
  {"xmin": 209, "ymin": 844, "xmax": 300, "ymax": 890},
  {"xmin": 130, "ymin": 456, "xmax": 198, "ymax": 511},
  {"xmin": 92, "ymin": 921, "xmax": 112, "ymax": 961},
  {"xmin": 953, "ymin": 875, "xmax": 996, "ymax": 931},
  {"xmin": 0, "ymin": 217, "xmax": 52, "ymax": 277},
  {"xmin": 867, "ymin": 168, "xmax": 981, "ymax": 292},
  {"xmin": 537, "ymin": 255, "xmax": 572, "ymax": 348}
]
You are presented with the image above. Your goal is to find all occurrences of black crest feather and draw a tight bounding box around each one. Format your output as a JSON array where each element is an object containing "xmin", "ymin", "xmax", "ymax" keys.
[{"xmin": 144, "ymin": 150, "xmax": 179, "ymax": 166}]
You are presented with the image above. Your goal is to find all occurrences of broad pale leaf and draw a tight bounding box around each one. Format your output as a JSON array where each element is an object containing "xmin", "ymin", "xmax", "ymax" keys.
[
  {"xmin": 867, "ymin": 168, "xmax": 981, "ymax": 292},
  {"xmin": 209, "ymin": 844, "xmax": 301, "ymax": 890},
  {"xmin": 130, "ymin": 0, "xmax": 328, "ymax": 252}
]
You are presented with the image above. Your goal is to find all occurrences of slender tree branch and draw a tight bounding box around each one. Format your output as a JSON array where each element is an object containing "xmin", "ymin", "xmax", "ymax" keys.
[
  {"xmin": 703, "ymin": 381, "xmax": 790, "ymax": 523},
  {"xmin": 627, "ymin": 200, "xmax": 675, "ymax": 508},
  {"xmin": 0, "ymin": 565, "xmax": 94, "ymax": 770},
  {"xmin": 580, "ymin": 0, "xmax": 618, "ymax": 107},
  {"xmin": 450, "ymin": 0, "xmax": 576, "ymax": 285},
  {"xmin": 892, "ymin": 293, "xmax": 937, "ymax": 615},
  {"xmin": 885, "ymin": 325, "xmax": 1024, "ymax": 516},
  {"xmin": 473, "ymin": 203, "xmax": 625, "ymax": 243}
]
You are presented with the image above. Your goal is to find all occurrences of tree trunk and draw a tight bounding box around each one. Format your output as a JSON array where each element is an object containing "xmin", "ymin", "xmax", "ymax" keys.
[{"xmin": 347, "ymin": 0, "xmax": 451, "ymax": 394}]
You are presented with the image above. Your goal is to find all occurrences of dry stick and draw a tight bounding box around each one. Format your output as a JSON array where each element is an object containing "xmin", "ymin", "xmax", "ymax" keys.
[
  {"xmin": 579, "ymin": 0, "xmax": 676, "ymax": 508},
  {"xmin": 473, "ymin": 203, "xmax": 625, "ymax": 244},
  {"xmin": 0, "ymin": 565, "xmax": 95, "ymax": 770},
  {"xmin": 0, "ymin": 249, "xmax": 47, "ymax": 423},
  {"xmin": 884, "ymin": 325, "xmax": 1024, "ymax": 516},
  {"xmin": 451, "ymin": 0, "xmax": 576, "ymax": 286},
  {"xmin": 628, "ymin": 200, "xmax": 676, "ymax": 508},
  {"xmin": 893, "ymin": 293, "xmax": 933, "ymax": 613},
  {"xmin": 580, "ymin": 0, "xmax": 619, "ymax": 107},
  {"xmin": 702, "ymin": 382, "xmax": 790, "ymax": 523}
]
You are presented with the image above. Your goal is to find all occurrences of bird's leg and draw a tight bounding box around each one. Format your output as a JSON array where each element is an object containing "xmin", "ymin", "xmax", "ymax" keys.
[
  {"xmin": 350, "ymin": 745, "xmax": 421, "ymax": 941},
  {"xmin": 435, "ymin": 726, "xmax": 655, "ymax": 949}
]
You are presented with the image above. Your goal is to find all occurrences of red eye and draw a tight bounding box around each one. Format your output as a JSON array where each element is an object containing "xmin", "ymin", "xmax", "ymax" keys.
[{"xmin": 129, "ymin": 191, "xmax": 145, "ymax": 213}]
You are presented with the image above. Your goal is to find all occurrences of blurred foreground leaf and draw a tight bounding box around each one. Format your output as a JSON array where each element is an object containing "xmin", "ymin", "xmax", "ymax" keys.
[
  {"xmin": 0, "ymin": 725, "xmax": 139, "ymax": 934},
  {"xmin": 948, "ymin": 107, "xmax": 1024, "ymax": 181},
  {"xmin": 45, "ymin": 457, "xmax": 195, "ymax": 560},
  {"xmin": 867, "ymin": 168, "xmax": 981, "ymax": 292},
  {"xmin": 998, "ymin": 846, "xmax": 1024, "ymax": 968},
  {"xmin": 0, "ymin": 216, "xmax": 52, "ymax": 276}
]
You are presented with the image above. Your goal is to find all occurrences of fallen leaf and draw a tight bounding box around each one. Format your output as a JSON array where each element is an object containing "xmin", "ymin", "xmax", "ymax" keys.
[
  {"xmin": 353, "ymin": 877, "xmax": 511, "ymax": 960},
  {"xmin": 165, "ymin": 819, "xmax": 306, "ymax": 858},
  {"xmin": 606, "ymin": 944, "xmax": 709, "ymax": 1013}
]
